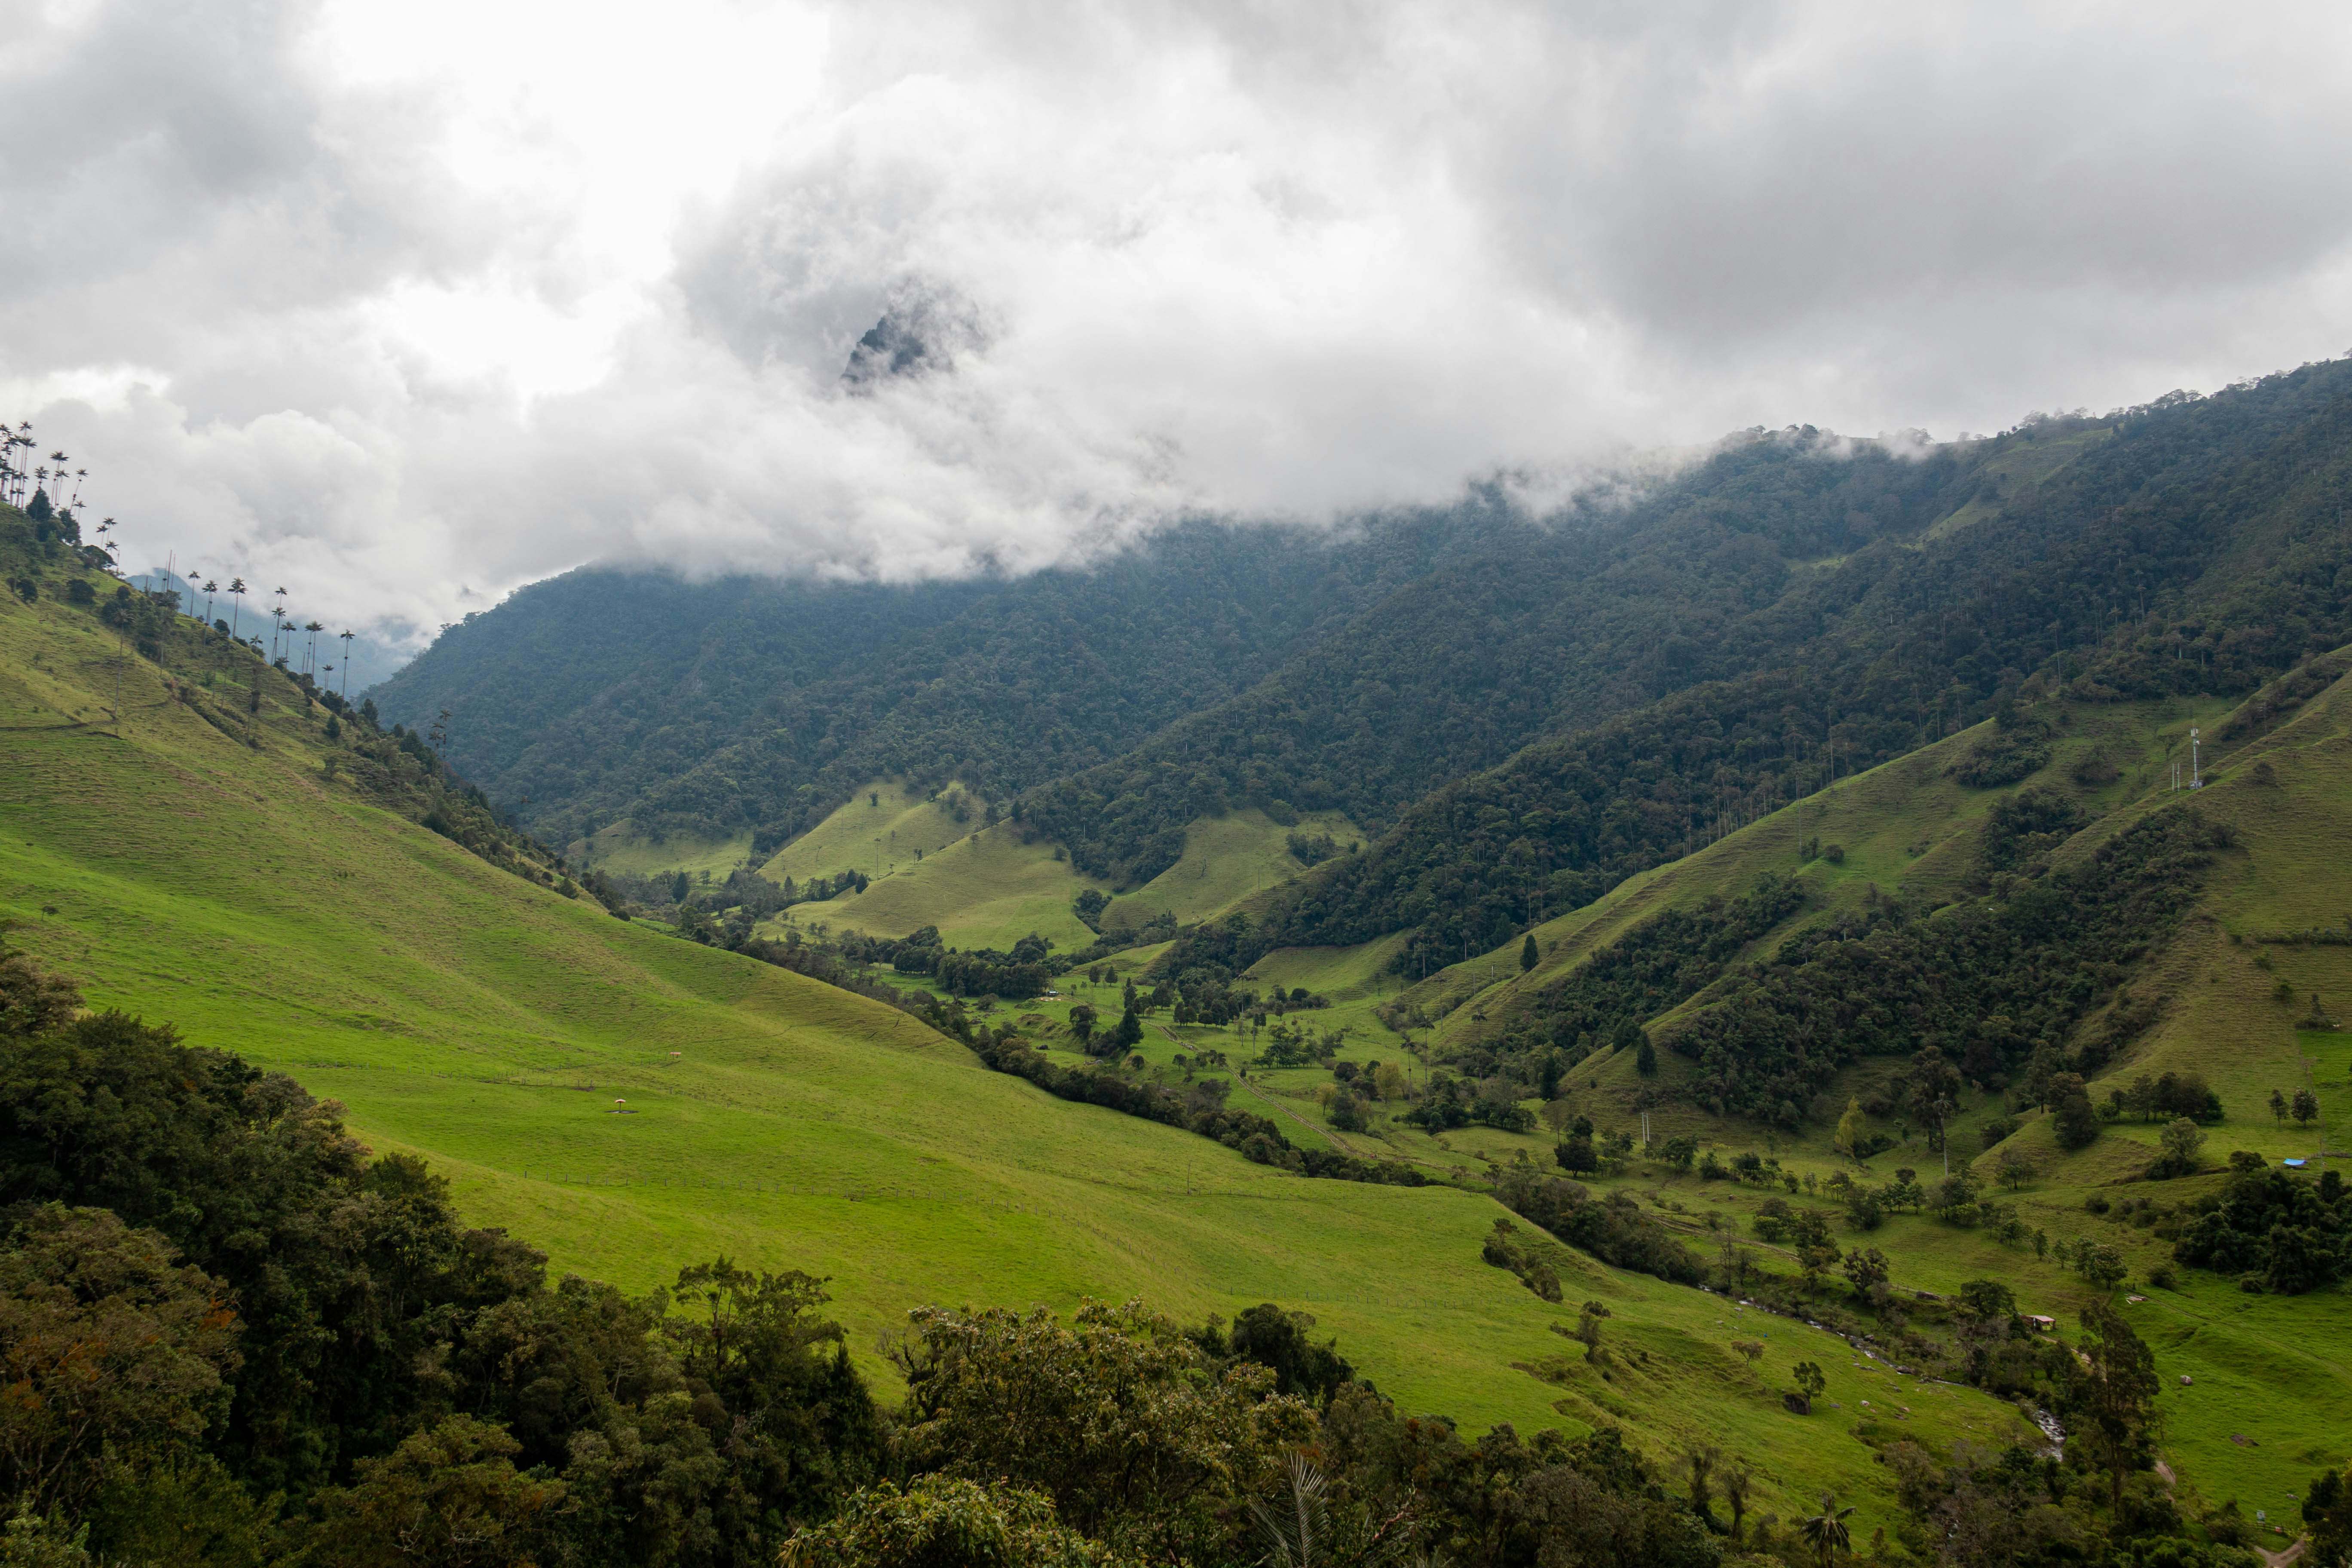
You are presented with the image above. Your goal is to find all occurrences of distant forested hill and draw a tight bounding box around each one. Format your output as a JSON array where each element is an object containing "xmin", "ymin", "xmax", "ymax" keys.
[
  {"xmin": 371, "ymin": 509, "xmax": 1528, "ymax": 845},
  {"xmin": 1201, "ymin": 359, "xmax": 2352, "ymax": 974},
  {"xmin": 382, "ymin": 355, "xmax": 2352, "ymax": 971},
  {"xmin": 1020, "ymin": 431, "xmax": 1983, "ymax": 882}
]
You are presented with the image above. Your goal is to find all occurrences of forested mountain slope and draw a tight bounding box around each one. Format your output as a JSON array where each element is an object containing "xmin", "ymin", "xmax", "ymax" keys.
[
  {"xmin": 1022, "ymin": 432, "xmax": 1988, "ymax": 882},
  {"xmin": 381, "ymin": 357, "xmax": 2352, "ymax": 988},
  {"xmin": 1194, "ymin": 360, "xmax": 2352, "ymax": 974},
  {"xmin": 373, "ymin": 508, "xmax": 1530, "ymax": 845},
  {"xmin": 380, "ymin": 426, "xmax": 2006, "ymax": 867}
]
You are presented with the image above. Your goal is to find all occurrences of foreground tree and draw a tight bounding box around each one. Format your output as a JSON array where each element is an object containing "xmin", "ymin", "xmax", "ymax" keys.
[
  {"xmin": 783, "ymin": 1476, "xmax": 1133, "ymax": 1568},
  {"xmin": 0, "ymin": 1205, "xmax": 242, "ymax": 1515},
  {"xmin": 896, "ymin": 1300, "xmax": 1309, "ymax": 1563},
  {"xmin": 309, "ymin": 1416, "xmax": 565, "ymax": 1568}
]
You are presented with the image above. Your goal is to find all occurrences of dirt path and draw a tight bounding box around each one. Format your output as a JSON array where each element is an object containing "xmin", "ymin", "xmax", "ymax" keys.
[{"xmin": 2257, "ymin": 1537, "xmax": 2306, "ymax": 1568}]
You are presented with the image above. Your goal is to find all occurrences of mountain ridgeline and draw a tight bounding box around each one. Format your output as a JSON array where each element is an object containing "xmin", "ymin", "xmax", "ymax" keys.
[
  {"xmin": 1166, "ymin": 361, "xmax": 2352, "ymax": 975},
  {"xmin": 380, "ymin": 358, "xmax": 2352, "ymax": 979},
  {"xmin": 373, "ymin": 508, "xmax": 1533, "ymax": 848}
]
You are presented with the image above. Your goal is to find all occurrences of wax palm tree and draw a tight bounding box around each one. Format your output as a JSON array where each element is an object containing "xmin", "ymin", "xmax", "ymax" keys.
[
  {"xmin": 202, "ymin": 580, "xmax": 218, "ymax": 624},
  {"xmin": 1249, "ymin": 1452, "xmax": 1404, "ymax": 1568},
  {"xmin": 305, "ymin": 620, "xmax": 323, "ymax": 676},
  {"xmin": 1800, "ymin": 1493, "xmax": 1854, "ymax": 1568},
  {"xmin": 227, "ymin": 578, "xmax": 247, "ymax": 639},
  {"xmin": 7, "ymin": 425, "xmax": 32, "ymax": 505},
  {"xmin": 338, "ymin": 630, "xmax": 355, "ymax": 698},
  {"xmin": 271, "ymin": 587, "xmax": 287, "ymax": 662}
]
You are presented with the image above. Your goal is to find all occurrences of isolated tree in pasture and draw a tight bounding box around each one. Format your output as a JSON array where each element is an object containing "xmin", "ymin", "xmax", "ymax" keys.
[
  {"xmin": 2271, "ymin": 1089, "xmax": 2289, "ymax": 1122},
  {"xmin": 2293, "ymin": 1087, "xmax": 2320, "ymax": 1126},
  {"xmin": 2154, "ymin": 1118, "xmax": 2205, "ymax": 1176},
  {"xmin": 1520, "ymin": 933, "xmax": 1538, "ymax": 972},
  {"xmin": 2308, "ymin": 1465, "xmax": 2352, "ymax": 1568},
  {"xmin": 1842, "ymin": 1246, "xmax": 1889, "ymax": 1301},
  {"xmin": 1834, "ymin": 1096, "xmax": 1865, "ymax": 1158},
  {"xmin": 1784, "ymin": 1360, "xmax": 1828, "ymax": 1416}
]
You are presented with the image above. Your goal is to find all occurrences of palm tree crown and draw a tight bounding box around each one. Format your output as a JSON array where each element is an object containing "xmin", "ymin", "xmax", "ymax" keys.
[{"xmin": 1800, "ymin": 1492, "xmax": 1854, "ymax": 1568}]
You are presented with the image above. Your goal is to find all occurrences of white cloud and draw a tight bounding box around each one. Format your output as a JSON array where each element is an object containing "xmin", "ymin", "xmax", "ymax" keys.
[{"xmin": 4, "ymin": 0, "xmax": 2350, "ymax": 650}]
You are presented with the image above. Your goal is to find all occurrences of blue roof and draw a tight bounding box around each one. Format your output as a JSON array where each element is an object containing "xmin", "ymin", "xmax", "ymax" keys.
[{"xmin": 2283, "ymin": 1158, "xmax": 2308, "ymax": 1169}]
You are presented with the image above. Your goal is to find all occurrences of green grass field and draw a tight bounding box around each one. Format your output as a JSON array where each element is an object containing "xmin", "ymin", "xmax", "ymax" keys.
[
  {"xmin": 775, "ymin": 818, "xmax": 1110, "ymax": 952},
  {"xmin": 758, "ymin": 780, "xmax": 988, "ymax": 885},
  {"xmin": 1102, "ymin": 808, "xmax": 1363, "ymax": 931},
  {"xmin": 573, "ymin": 821, "xmax": 755, "ymax": 879},
  {"xmin": 0, "ymin": 586, "xmax": 2058, "ymax": 1536}
]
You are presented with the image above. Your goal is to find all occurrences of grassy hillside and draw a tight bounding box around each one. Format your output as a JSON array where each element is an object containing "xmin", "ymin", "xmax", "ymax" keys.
[
  {"xmin": 779, "ymin": 818, "xmax": 1109, "ymax": 952},
  {"xmin": 573, "ymin": 820, "xmax": 755, "ymax": 879},
  {"xmin": 1102, "ymin": 807, "xmax": 1363, "ymax": 931},
  {"xmin": 759, "ymin": 778, "xmax": 987, "ymax": 884},
  {"xmin": 0, "ymin": 548, "xmax": 2049, "ymax": 1534},
  {"xmin": 1326, "ymin": 669, "xmax": 2352, "ymax": 1513}
]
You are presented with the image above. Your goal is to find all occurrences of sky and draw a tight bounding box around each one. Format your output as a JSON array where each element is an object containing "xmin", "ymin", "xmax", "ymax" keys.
[{"xmin": 6, "ymin": 0, "xmax": 2351, "ymax": 653}]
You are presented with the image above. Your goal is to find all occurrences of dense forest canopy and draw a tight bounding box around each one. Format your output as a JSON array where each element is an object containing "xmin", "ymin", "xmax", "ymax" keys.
[
  {"xmin": 373, "ymin": 508, "xmax": 1534, "ymax": 846},
  {"xmin": 1160, "ymin": 360, "xmax": 2352, "ymax": 970}
]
